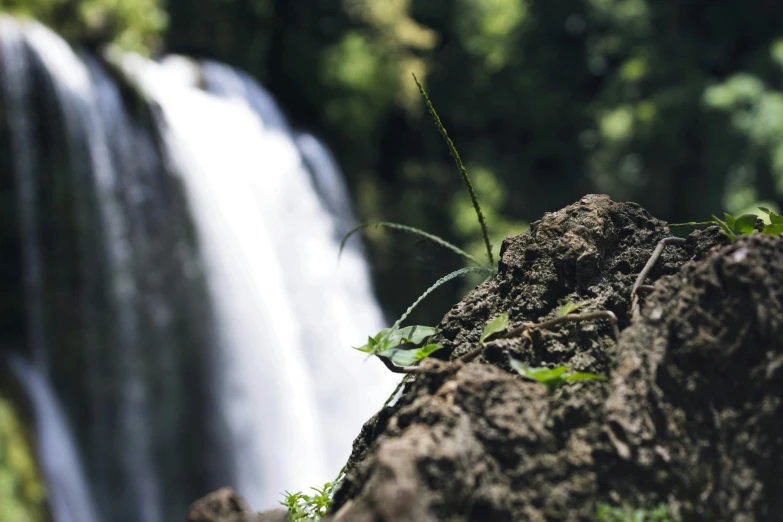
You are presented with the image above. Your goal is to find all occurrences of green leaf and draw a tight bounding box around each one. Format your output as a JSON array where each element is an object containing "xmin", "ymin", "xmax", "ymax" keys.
[
  {"xmin": 378, "ymin": 346, "xmax": 418, "ymax": 366},
  {"xmin": 733, "ymin": 213, "xmax": 758, "ymax": 235},
  {"xmin": 356, "ymin": 325, "xmax": 438, "ymax": 356},
  {"xmin": 353, "ymin": 331, "xmax": 388, "ymax": 353},
  {"xmin": 393, "ymin": 325, "xmax": 438, "ymax": 346},
  {"xmin": 564, "ymin": 372, "xmax": 608, "ymax": 383},
  {"xmin": 415, "ymin": 343, "xmax": 444, "ymax": 360},
  {"xmin": 509, "ymin": 360, "xmax": 607, "ymax": 392},
  {"xmin": 712, "ymin": 215, "xmax": 737, "ymax": 241},
  {"xmin": 558, "ymin": 301, "xmax": 585, "ymax": 317},
  {"xmin": 480, "ymin": 312, "xmax": 509, "ymax": 344},
  {"xmin": 723, "ymin": 212, "xmax": 736, "ymax": 231},
  {"xmin": 760, "ymin": 207, "xmax": 783, "ymax": 225},
  {"xmin": 762, "ymin": 224, "xmax": 783, "ymax": 236},
  {"xmin": 379, "ymin": 343, "xmax": 444, "ymax": 366},
  {"xmin": 509, "ymin": 360, "xmax": 568, "ymax": 391}
]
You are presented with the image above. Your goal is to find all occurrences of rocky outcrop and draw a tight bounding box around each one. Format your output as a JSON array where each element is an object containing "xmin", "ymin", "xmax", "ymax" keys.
[{"xmin": 327, "ymin": 195, "xmax": 783, "ymax": 521}]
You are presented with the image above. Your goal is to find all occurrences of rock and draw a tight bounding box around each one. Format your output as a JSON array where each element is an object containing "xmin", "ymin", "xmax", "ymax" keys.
[
  {"xmin": 186, "ymin": 488, "xmax": 287, "ymax": 522},
  {"xmin": 328, "ymin": 195, "xmax": 783, "ymax": 521}
]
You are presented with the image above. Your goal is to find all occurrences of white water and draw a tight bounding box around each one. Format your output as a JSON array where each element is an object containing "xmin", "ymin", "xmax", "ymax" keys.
[
  {"xmin": 1, "ymin": 16, "xmax": 397, "ymax": 518},
  {"xmin": 7, "ymin": 356, "xmax": 101, "ymax": 522},
  {"xmin": 120, "ymin": 55, "xmax": 398, "ymax": 508}
]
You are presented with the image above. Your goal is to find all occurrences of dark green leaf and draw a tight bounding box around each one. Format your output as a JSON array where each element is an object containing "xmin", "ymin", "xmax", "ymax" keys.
[
  {"xmin": 723, "ymin": 212, "xmax": 736, "ymax": 231},
  {"xmin": 480, "ymin": 312, "xmax": 509, "ymax": 344},
  {"xmin": 712, "ymin": 215, "xmax": 737, "ymax": 241},
  {"xmin": 733, "ymin": 213, "xmax": 758, "ymax": 235}
]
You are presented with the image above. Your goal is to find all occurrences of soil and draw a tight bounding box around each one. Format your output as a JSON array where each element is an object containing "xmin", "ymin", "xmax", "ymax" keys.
[{"xmin": 189, "ymin": 194, "xmax": 783, "ymax": 521}]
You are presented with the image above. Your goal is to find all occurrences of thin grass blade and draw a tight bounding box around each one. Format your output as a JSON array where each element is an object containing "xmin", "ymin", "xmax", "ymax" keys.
[
  {"xmin": 393, "ymin": 266, "xmax": 493, "ymax": 329},
  {"xmin": 338, "ymin": 221, "xmax": 483, "ymax": 266},
  {"xmin": 413, "ymin": 73, "xmax": 494, "ymax": 269}
]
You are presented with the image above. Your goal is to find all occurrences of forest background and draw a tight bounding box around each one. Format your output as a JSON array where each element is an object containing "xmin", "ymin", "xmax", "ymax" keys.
[{"xmin": 4, "ymin": 0, "xmax": 783, "ymax": 325}]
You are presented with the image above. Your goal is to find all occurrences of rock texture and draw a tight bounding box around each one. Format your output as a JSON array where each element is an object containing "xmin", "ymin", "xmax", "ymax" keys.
[
  {"xmin": 327, "ymin": 195, "xmax": 783, "ymax": 521},
  {"xmin": 186, "ymin": 488, "xmax": 287, "ymax": 522}
]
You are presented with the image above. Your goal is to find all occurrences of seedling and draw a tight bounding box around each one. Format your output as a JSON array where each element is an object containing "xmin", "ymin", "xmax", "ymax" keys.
[
  {"xmin": 456, "ymin": 312, "xmax": 510, "ymax": 364},
  {"xmin": 282, "ymin": 480, "xmax": 339, "ymax": 522},
  {"xmin": 480, "ymin": 312, "xmax": 510, "ymax": 344},
  {"xmin": 670, "ymin": 207, "xmax": 783, "ymax": 241},
  {"xmin": 342, "ymin": 76, "xmax": 496, "ymax": 374},
  {"xmin": 508, "ymin": 359, "xmax": 607, "ymax": 392}
]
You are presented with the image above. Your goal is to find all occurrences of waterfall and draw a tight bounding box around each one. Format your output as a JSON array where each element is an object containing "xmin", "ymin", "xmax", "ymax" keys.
[
  {"xmin": 6, "ymin": 355, "xmax": 101, "ymax": 522},
  {"xmin": 0, "ymin": 16, "xmax": 397, "ymax": 522}
]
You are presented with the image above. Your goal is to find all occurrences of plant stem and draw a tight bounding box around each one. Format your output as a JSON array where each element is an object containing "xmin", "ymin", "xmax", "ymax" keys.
[
  {"xmin": 412, "ymin": 73, "xmax": 494, "ymax": 269},
  {"xmin": 504, "ymin": 311, "xmax": 620, "ymax": 341},
  {"xmin": 631, "ymin": 236, "xmax": 686, "ymax": 317}
]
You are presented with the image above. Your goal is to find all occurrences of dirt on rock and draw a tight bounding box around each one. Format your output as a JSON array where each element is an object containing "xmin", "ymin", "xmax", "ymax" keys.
[{"xmin": 325, "ymin": 194, "xmax": 783, "ymax": 521}]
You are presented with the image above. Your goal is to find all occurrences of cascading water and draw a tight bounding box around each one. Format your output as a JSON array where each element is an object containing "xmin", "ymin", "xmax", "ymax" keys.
[
  {"xmin": 6, "ymin": 355, "xmax": 100, "ymax": 522},
  {"xmin": 0, "ymin": 15, "xmax": 398, "ymax": 522}
]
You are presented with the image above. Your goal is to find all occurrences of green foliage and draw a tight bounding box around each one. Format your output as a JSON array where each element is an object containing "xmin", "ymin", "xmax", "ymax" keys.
[
  {"xmin": 595, "ymin": 503, "xmax": 679, "ymax": 522},
  {"xmin": 354, "ymin": 324, "xmax": 442, "ymax": 365},
  {"xmin": 344, "ymin": 81, "xmax": 498, "ymax": 369},
  {"xmin": 673, "ymin": 207, "xmax": 783, "ymax": 241},
  {"xmin": 282, "ymin": 480, "xmax": 340, "ymax": 522},
  {"xmin": 0, "ymin": 0, "xmax": 167, "ymax": 53},
  {"xmin": 479, "ymin": 312, "xmax": 508, "ymax": 344},
  {"xmin": 159, "ymin": 0, "xmax": 783, "ymax": 326},
  {"xmin": 509, "ymin": 360, "xmax": 608, "ymax": 392},
  {"xmin": 0, "ymin": 394, "xmax": 47, "ymax": 522}
]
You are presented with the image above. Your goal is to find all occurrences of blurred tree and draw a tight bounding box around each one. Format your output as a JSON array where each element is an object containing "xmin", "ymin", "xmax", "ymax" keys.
[
  {"xmin": 0, "ymin": 0, "xmax": 166, "ymax": 53},
  {"xmin": 7, "ymin": 0, "xmax": 783, "ymax": 322}
]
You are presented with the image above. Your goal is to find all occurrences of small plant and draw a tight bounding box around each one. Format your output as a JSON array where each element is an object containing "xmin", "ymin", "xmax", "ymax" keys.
[
  {"xmin": 342, "ymin": 75, "xmax": 495, "ymax": 373},
  {"xmin": 479, "ymin": 312, "xmax": 509, "ymax": 345},
  {"xmin": 595, "ymin": 503, "xmax": 680, "ymax": 522},
  {"xmin": 509, "ymin": 359, "xmax": 607, "ymax": 392},
  {"xmin": 282, "ymin": 480, "xmax": 340, "ymax": 522},
  {"xmin": 670, "ymin": 207, "xmax": 783, "ymax": 241}
]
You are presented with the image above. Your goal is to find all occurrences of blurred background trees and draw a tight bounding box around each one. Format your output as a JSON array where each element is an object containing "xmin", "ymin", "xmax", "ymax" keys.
[{"xmin": 3, "ymin": 0, "xmax": 783, "ymax": 325}]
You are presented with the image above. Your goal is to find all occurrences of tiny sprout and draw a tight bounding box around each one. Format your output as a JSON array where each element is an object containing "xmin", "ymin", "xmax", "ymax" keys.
[
  {"xmin": 480, "ymin": 312, "xmax": 509, "ymax": 345},
  {"xmin": 509, "ymin": 359, "xmax": 607, "ymax": 392}
]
